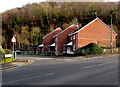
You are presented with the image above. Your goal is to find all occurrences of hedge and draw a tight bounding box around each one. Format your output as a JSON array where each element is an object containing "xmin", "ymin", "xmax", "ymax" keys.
[
  {"xmin": 75, "ymin": 43, "xmax": 103, "ymax": 55},
  {"xmin": 4, "ymin": 49, "xmax": 12, "ymax": 54}
]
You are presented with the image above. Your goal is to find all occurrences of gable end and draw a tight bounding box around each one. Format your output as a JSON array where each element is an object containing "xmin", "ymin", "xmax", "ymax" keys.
[{"xmin": 69, "ymin": 17, "xmax": 117, "ymax": 36}]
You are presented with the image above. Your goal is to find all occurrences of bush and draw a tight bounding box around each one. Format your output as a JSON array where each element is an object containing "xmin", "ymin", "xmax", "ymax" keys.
[
  {"xmin": 4, "ymin": 49, "xmax": 12, "ymax": 54},
  {"xmin": 0, "ymin": 46, "xmax": 5, "ymax": 61},
  {"xmin": 75, "ymin": 43, "xmax": 103, "ymax": 55},
  {"xmin": 0, "ymin": 46, "xmax": 5, "ymax": 55}
]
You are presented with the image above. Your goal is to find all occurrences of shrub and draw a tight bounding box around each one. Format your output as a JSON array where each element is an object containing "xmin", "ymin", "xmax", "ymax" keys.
[
  {"xmin": 0, "ymin": 46, "xmax": 5, "ymax": 61},
  {"xmin": 4, "ymin": 49, "xmax": 12, "ymax": 54},
  {"xmin": 75, "ymin": 43, "xmax": 103, "ymax": 55},
  {"xmin": 0, "ymin": 46, "xmax": 5, "ymax": 55}
]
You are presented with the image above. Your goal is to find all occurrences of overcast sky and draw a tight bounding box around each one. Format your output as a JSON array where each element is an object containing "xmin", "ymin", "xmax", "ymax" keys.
[
  {"xmin": 0, "ymin": 0, "xmax": 119, "ymax": 13},
  {"xmin": 0, "ymin": 0, "xmax": 46, "ymax": 13}
]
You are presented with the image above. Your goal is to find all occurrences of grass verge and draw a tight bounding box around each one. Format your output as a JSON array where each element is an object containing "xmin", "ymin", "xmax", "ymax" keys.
[{"xmin": 0, "ymin": 57, "xmax": 16, "ymax": 64}]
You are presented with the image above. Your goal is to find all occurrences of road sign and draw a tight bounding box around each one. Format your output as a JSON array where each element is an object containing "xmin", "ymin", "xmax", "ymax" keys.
[{"xmin": 11, "ymin": 37, "xmax": 16, "ymax": 42}]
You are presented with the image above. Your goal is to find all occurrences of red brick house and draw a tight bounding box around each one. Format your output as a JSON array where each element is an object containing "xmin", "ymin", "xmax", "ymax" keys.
[
  {"xmin": 42, "ymin": 27, "xmax": 62, "ymax": 53},
  {"xmin": 39, "ymin": 17, "xmax": 117, "ymax": 54},
  {"xmin": 67, "ymin": 17, "xmax": 117, "ymax": 53},
  {"xmin": 53, "ymin": 24, "xmax": 79, "ymax": 54}
]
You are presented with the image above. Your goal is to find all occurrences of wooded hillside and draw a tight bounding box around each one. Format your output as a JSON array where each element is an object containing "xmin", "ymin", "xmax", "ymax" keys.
[{"xmin": 1, "ymin": 2, "xmax": 120, "ymax": 50}]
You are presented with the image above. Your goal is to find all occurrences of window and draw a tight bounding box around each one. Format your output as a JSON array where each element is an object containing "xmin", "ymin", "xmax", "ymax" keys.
[
  {"xmin": 70, "ymin": 37, "xmax": 72, "ymax": 40},
  {"xmin": 73, "ymin": 35, "xmax": 76, "ymax": 39}
]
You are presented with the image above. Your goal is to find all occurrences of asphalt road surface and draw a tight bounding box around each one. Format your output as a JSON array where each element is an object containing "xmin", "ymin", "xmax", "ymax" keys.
[{"xmin": 2, "ymin": 54, "xmax": 119, "ymax": 86}]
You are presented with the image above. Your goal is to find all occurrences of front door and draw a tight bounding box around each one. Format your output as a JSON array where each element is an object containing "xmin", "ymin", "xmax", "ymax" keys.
[
  {"xmin": 50, "ymin": 46, "xmax": 55, "ymax": 52},
  {"xmin": 67, "ymin": 47, "xmax": 71, "ymax": 53}
]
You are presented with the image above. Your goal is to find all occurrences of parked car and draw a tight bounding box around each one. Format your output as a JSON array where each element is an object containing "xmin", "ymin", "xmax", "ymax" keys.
[{"xmin": 15, "ymin": 50, "xmax": 22, "ymax": 54}]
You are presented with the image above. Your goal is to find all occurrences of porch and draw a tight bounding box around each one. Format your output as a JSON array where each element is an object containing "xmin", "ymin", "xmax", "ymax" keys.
[
  {"xmin": 38, "ymin": 44, "xmax": 43, "ymax": 54},
  {"xmin": 64, "ymin": 42, "xmax": 74, "ymax": 54}
]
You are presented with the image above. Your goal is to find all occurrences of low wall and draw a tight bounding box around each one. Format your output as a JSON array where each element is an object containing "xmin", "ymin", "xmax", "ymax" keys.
[
  {"xmin": 103, "ymin": 47, "xmax": 119, "ymax": 54},
  {"xmin": 5, "ymin": 54, "xmax": 13, "ymax": 58}
]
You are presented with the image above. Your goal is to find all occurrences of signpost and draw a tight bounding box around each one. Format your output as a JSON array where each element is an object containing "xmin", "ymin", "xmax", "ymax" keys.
[{"xmin": 11, "ymin": 36, "xmax": 16, "ymax": 59}]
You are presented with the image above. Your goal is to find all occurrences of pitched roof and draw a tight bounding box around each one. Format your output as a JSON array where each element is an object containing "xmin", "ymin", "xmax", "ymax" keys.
[
  {"xmin": 38, "ymin": 44, "xmax": 43, "ymax": 47},
  {"xmin": 43, "ymin": 27, "xmax": 62, "ymax": 39},
  {"xmin": 68, "ymin": 17, "xmax": 117, "ymax": 36},
  {"xmin": 68, "ymin": 27, "xmax": 81, "ymax": 36},
  {"xmin": 66, "ymin": 42, "xmax": 72, "ymax": 46},
  {"xmin": 49, "ymin": 43, "xmax": 55, "ymax": 46},
  {"xmin": 53, "ymin": 24, "xmax": 79, "ymax": 38}
]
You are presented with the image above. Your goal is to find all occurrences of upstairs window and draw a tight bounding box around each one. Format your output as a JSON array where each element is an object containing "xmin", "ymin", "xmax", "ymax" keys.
[
  {"xmin": 73, "ymin": 35, "xmax": 76, "ymax": 39},
  {"xmin": 70, "ymin": 37, "xmax": 72, "ymax": 40}
]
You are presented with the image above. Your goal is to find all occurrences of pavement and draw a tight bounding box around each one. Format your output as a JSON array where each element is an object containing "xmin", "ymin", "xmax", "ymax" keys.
[
  {"xmin": 0, "ymin": 53, "xmax": 119, "ymax": 70},
  {"xmin": 2, "ymin": 53, "xmax": 119, "ymax": 85},
  {"xmin": 0, "ymin": 58, "xmax": 34, "ymax": 70}
]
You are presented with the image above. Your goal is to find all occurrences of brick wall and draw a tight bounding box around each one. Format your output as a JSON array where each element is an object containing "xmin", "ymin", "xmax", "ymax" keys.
[
  {"xmin": 43, "ymin": 28, "xmax": 62, "ymax": 52},
  {"xmin": 56, "ymin": 24, "xmax": 79, "ymax": 53},
  {"xmin": 76, "ymin": 18, "xmax": 117, "ymax": 49}
]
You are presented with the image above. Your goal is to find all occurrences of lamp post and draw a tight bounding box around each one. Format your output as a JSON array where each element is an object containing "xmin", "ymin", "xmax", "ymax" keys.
[
  {"xmin": 110, "ymin": 14, "xmax": 113, "ymax": 53},
  {"xmin": 110, "ymin": 10, "xmax": 114, "ymax": 53}
]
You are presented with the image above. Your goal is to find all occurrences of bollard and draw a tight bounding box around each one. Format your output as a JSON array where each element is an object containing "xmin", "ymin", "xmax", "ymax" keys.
[{"xmin": 13, "ymin": 51, "xmax": 16, "ymax": 59}]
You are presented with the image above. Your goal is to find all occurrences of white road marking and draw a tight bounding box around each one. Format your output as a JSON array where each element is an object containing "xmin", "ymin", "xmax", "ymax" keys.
[
  {"xmin": 83, "ymin": 58, "xmax": 87, "ymax": 60},
  {"xmin": 2, "ymin": 73, "xmax": 54, "ymax": 85},
  {"xmin": 82, "ymin": 56, "xmax": 103, "ymax": 61},
  {"xmin": 81, "ymin": 62, "xmax": 112, "ymax": 69},
  {"xmin": 34, "ymin": 58, "xmax": 53, "ymax": 60},
  {"xmin": 28, "ymin": 60, "xmax": 31, "ymax": 63}
]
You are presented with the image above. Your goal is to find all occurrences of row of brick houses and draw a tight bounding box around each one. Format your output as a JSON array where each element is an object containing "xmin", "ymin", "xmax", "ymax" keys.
[{"xmin": 38, "ymin": 17, "xmax": 117, "ymax": 54}]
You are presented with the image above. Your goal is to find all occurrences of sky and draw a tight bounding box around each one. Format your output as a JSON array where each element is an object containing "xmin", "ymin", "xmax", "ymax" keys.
[
  {"xmin": 0, "ymin": 0, "xmax": 119, "ymax": 13},
  {"xmin": 0, "ymin": 0, "xmax": 46, "ymax": 13}
]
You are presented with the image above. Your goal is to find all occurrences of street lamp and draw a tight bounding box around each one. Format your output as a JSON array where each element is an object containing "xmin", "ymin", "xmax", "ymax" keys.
[{"xmin": 110, "ymin": 10, "xmax": 114, "ymax": 53}]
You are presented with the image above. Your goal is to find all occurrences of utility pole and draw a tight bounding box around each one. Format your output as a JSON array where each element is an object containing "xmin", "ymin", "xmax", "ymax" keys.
[
  {"xmin": 110, "ymin": 14, "xmax": 113, "ymax": 53},
  {"xmin": 110, "ymin": 10, "xmax": 114, "ymax": 53}
]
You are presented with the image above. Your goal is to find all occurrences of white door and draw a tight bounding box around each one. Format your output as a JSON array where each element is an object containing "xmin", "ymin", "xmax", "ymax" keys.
[{"xmin": 67, "ymin": 47, "xmax": 71, "ymax": 53}]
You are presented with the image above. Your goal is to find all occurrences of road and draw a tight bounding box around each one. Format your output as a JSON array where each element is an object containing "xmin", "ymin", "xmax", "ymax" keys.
[{"xmin": 2, "ymin": 54, "xmax": 119, "ymax": 86}]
